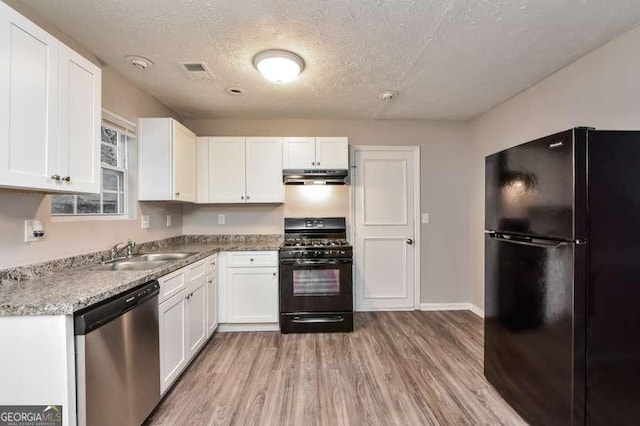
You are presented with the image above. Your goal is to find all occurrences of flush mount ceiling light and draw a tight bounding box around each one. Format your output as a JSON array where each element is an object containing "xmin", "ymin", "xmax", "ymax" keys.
[
  {"xmin": 126, "ymin": 55, "xmax": 154, "ymax": 70},
  {"xmin": 252, "ymin": 49, "xmax": 305, "ymax": 84}
]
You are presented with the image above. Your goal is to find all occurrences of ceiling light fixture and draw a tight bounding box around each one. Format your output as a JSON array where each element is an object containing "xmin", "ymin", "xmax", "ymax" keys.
[
  {"xmin": 126, "ymin": 55, "xmax": 154, "ymax": 70},
  {"xmin": 252, "ymin": 49, "xmax": 305, "ymax": 84}
]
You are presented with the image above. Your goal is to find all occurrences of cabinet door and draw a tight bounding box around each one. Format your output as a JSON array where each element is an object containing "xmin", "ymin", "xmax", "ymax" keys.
[
  {"xmin": 245, "ymin": 137, "xmax": 283, "ymax": 203},
  {"xmin": 58, "ymin": 44, "xmax": 101, "ymax": 193},
  {"xmin": 282, "ymin": 137, "xmax": 316, "ymax": 169},
  {"xmin": 227, "ymin": 267, "xmax": 278, "ymax": 323},
  {"xmin": 186, "ymin": 277, "xmax": 207, "ymax": 358},
  {"xmin": 173, "ymin": 121, "xmax": 196, "ymax": 202},
  {"xmin": 159, "ymin": 290, "xmax": 187, "ymax": 395},
  {"xmin": 207, "ymin": 272, "xmax": 218, "ymax": 337},
  {"xmin": 0, "ymin": 2, "xmax": 60, "ymax": 191},
  {"xmin": 316, "ymin": 137, "xmax": 349, "ymax": 169},
  {"xmin": 196, "ymin": 137, "xmax": 209, "ymax": 203},
  {"xmin": 208, "ymin": 137, "xmax": 246, "ymax": 203}
]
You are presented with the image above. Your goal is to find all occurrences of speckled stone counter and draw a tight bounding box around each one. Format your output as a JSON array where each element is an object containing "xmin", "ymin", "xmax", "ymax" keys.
[{"xmin": 0, "ymin": 235, "xmax": 282, "ymax": 316}]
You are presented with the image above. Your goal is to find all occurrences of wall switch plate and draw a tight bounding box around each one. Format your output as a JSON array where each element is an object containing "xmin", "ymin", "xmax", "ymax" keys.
[
  {"xmin": 141, "ymin": 215, "xmax": 150, "ymax": 229},
  {"xmin": 422, "ymin": 213, "xmax": 430, "ymax": 224},
  {"xmin": 218, "ymin": 214, "xmax": 226, "ymax": 225},
  {"xmin": 24, "ymin": 219, "xmax": 45, "ymax": 242},
  {"xmin": 166, "ymin": 215, "xmax": 172, "ymax": 227}
]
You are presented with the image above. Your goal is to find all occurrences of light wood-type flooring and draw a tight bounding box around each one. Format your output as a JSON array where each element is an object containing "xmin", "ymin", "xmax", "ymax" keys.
[{"xmin": 148, "ymin": 311, "xmax": 526, "ymax": 425}]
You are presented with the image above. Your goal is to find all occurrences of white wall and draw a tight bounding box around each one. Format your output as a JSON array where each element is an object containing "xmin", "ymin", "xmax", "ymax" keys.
[
  {"xmin": 183, "ymin": 118, "xmax": 473, "ymax": 304},
  {"xmin": 0, "ymin": 0, "xmax": 183, "ymax": 269},
  {"xmin": 470, "ymin": 25, "xmax": 640, "ymax": 309}
]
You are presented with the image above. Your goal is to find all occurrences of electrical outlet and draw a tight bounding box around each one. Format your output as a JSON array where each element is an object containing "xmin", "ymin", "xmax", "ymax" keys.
[
  {"xmin": 166, "ymin": 215, "xmax": 172, "ymax": 227},
  {"xmin": 218, "ymin": 214, "xmax": 226, "ymax": 225},
  {"xmin": 422, "ymin": 213, "xmax": 430, "ymax": 224},
  {"xmin": 24, "ymin": 219, "xmax": 45, "ymax": 242},
  {"xmin": 141, "ymin": 215, "xmax": 150, "ymax": 229}
]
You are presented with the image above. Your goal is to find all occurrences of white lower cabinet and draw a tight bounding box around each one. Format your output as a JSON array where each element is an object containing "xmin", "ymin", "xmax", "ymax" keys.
[
  {"xmin": 159, "ymin": 289, "xmax": 187, "ymax": 394},
  {"xmin": 158, "ymin": 255, "xmax": 217, "ymax": 395},
  {"xmin": 227, "ymin": 267, "xmax": 278, "ymax": 323},
  {"xmin": 218, "ymin": 251, "xmax": 279, "ymax": 330}
]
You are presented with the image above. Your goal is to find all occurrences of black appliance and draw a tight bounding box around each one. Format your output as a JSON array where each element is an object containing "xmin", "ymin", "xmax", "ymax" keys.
[
  {"xmin": 279, "ymin": 217, "xmax": 353, "ymax": 333},
  {"xmin": 484, "ymin": 128, "xmax": 640, "ymax": 425}
]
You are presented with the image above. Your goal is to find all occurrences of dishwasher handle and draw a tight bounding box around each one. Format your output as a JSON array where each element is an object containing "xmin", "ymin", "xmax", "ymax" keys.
[{"xmin": 74, "ymin": 281, "xmax": 159, "ymax": 335}]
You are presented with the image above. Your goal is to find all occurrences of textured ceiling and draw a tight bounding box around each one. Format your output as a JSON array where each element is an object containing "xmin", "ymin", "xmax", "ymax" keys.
[{"xmin": 17, "ymin": 0, "xmax": 640, "ymax": 120}]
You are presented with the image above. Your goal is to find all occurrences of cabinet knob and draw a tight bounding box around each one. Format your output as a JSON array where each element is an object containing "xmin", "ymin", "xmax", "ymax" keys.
[
  {"xmin": 250, "ymin": 258, "xmax": 254, "ymax": 262},
  {"xmin": 240, "ymin": 196, "xmax": 244, "ymax": 200},
  {"xmin": 272, "ymin": 272, "xmax": 276, "ymax": 276},
  {"xmin": 246, "ymin": 195, "xmax": 250, "ymax": 200},
  {"xmin": 317, "ymin": 162, "xmax": 320, "ymax": 166},
  {"xmin": 61, "ymin": 176, "xmax": 71, "ymax": 182},
  {"xmin": 208, "ymin": 279, "xmax": 213, "ymax": 284},
  {"xmin": 175, "ymin": 192, "xmax": 180, "ymax": 197},
  {"xmin": 51, "ymin": 174, "xmax": 61, "ymax": 181},
  {"xmin": 311, "ymin": 162, "xmax": 315, "ymax": 166}
]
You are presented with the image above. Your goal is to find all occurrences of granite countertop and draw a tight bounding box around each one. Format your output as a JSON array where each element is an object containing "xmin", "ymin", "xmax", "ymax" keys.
[{"xmin": 0, "ymin": 236, "xmax": 282, "ymax": 316}]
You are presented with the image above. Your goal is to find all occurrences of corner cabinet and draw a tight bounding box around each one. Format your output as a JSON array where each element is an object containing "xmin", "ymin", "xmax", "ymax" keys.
[
  {"xmin": 138, "ymin": 118, "xmax": 197, "ymax": 202},
  {"xmin": 283, "ymin": 137, "xmax": 348, "ymax": 170},
  {"xmin": 197, "ymin": 137, "xmax": 284, "ymax": 204},
  {"xmin": 0, "ymin": 1, "xmax": 101, "ymax": 193}
]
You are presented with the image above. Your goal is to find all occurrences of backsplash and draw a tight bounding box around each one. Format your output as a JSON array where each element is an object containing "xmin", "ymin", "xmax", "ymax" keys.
[{"xmin": 0, "ymin": 234, "xmax": 282, "ymax": 283}]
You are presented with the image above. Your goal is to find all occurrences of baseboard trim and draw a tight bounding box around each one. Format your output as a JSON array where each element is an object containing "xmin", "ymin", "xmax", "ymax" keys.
[
  {"xmin": 217, "ymin": 323, "xmax": 279, "ymax": 333},
  {"xmin": 355, "ymin": 307, "xmax": 415, "ymax": 312},
  {"xmin": 419, "ymin": 303, "xmax": 485, "ymax": 318}
]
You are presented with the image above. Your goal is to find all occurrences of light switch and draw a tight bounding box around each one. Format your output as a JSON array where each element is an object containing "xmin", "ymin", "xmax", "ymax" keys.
[
  {"xmin": 422, "ymin": 213, "xmax": 430, "ymax": 224},
  {"xmin": 218, "ymin": 214, "xmax": 226, "ymax": 225},
  {"xmin": 141, "ymin": 215, "xmax": 150, "ymax": 229},
  {"xmin": 166, "ymin": 215, "xmax": 172, "ymax": 227}
]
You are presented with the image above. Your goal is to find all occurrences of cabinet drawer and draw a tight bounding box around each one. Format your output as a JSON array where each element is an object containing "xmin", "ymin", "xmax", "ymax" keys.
[
  {"xmin": 205, "ymin": 254, "xmax": 217, "ymax": 275},
  {"xmin": 158, "ymin": 269, "xmax": 187, "ymax": 303},
  {"xmin": 187, "ymin": 259, "xmax": 206, "ymax": 282},
  {"xmin": 227, "ymin": 251, "xmax": 277, "ymax": 268}
]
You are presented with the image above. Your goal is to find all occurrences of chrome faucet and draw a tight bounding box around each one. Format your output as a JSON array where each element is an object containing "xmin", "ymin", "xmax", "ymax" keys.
[{"xmin": 109, "ymin": 239, "xmax": 137, "ymax": 260}]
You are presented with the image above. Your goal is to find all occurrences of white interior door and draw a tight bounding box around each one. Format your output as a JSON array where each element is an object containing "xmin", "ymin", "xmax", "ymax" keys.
[{"xmin": 354, "ymin": 147, "xmax": 419, "ymax": 311}]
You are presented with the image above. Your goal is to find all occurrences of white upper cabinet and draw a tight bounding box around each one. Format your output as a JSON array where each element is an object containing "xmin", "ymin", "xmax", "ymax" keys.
[
  {"xmin": 282, "ymin": 137, "xmax": 315, "ymax": 169},
  {"xmin": 0, "ymin": 2, "xmax": 101, "ymax": 193},
  {"xmin": 282, "ymin": 137, "xmax": 348, "ymax": 170},
  {"xmin": 201, "ymin": 137, "xmax": 283, "ymax": 204},
  {"xmin": 316, "ymin": 137, "xmax": 349, "ymax": 169},
  {"xmin": 245, "ymin": 137, "xmax": 284, "ymax": 203},
  {"xmin": 138, "ymin": 118, "xmax": 196, "ymax": 202},
  {"xmin": 58, "ymin": 44, "xmax": 101, "ymax": 193},
  {"xmin": 208, "ymin": 137, "xmax": 246, "ymax": 203}
]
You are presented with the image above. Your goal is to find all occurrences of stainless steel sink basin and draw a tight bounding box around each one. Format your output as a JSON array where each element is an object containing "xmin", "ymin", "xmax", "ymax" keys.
[
  {"xmin": 131, "ymin": 252, "xmax": 195, "ymax": 262},
  {"xmin": 87, "ymin": 260, "xmax": 169, "ymax": 271}
]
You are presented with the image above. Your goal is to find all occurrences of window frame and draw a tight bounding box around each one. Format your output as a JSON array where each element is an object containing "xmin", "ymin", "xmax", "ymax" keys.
[{"xmin": 51, "ymin": 110, "xmax": 137, "ymax": 220}]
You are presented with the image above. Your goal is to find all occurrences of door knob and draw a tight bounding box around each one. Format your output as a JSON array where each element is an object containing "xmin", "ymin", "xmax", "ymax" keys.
[
  {"xmin": 51, "ymin": 174, "xmax": 61, "ymax": 181},
  {"xmin": 406, "ymin": 238, "xmax": 413, "ymax": 245}
]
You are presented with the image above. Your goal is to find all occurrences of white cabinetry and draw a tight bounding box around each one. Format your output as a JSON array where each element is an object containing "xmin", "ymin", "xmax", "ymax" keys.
[
  {"xmin": 0, "ymin": 1, "xmax": 101, "ymax": 193},
  {"xmin": 218, "ymin": 251, "xmax": 279, "ymax": 331},
  {"xmin": 198, "ymin": 137, "xmax": 283, "ymax": 204},
  {"xmin": 283, "ymin": 137, "xmax": 348, "ymax": 169},
  {"xmin": 138, "ymin": 118, "xmax": 196, "ymax": 202},
  {"xmin": 158, "ymin": 255, "xmax": 217, "ymax": 395}
]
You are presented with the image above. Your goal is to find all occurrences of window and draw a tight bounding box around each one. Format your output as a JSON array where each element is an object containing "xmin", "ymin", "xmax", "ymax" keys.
[{"xmin": 52, "ymin": 112, "xmax": 136, "ymax": 217}]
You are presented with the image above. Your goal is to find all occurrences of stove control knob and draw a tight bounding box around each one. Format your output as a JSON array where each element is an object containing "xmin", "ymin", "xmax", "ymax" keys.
[
  {"xmin": 315, "ymin": 250, "xmax": 322, "ymax": 256},
  {"xmin": 340, "ymin": 250, "xmax": 346, "ymax": 255}
]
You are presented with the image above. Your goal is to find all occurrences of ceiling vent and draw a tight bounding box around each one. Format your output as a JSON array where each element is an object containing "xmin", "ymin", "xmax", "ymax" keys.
[{"xmin": 178, "ymin": 61, "xmax": 215, "ymax": 80}]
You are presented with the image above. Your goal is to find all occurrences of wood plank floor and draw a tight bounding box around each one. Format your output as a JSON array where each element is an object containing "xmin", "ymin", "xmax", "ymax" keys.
[{"xmin": 148, "ymin": 311, "xmax": 526, "ymax": 426}]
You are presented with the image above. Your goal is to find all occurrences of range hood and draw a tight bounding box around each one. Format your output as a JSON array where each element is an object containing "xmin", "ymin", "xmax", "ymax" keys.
[{"xmin": 283, "ymin": 169, "xmax": 349, "ymax": 185}]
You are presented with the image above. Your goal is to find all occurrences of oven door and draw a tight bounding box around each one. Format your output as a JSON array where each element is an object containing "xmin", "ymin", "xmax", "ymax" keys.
[{"xmin": 279, "ymin": 258, "xmax": 353, "ymax": 313}]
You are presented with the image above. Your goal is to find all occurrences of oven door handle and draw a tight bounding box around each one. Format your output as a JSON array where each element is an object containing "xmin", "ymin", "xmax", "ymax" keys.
[
  {"xmin": 292, "ymin": 316, "xmax": 345, "ymax": 324},
  {"xmin": 280, "ymin": 259, "xmax": 352, "ymax": 265}
]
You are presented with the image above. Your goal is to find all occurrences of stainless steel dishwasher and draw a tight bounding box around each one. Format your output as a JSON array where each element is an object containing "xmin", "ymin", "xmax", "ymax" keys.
[{"xmin": 74, "ymin": 281, "xmax": 160, "ymax": 426}]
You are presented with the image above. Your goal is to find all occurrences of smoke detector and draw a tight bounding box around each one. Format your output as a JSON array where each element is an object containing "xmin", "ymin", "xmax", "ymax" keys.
[
  {"xmin": 178, "ymin": 61, "xmax": 215, "ymax": 80},
  {"xmin": 378, "ymin": 90, "xmax": 399, "ymax": 101},
  {"xmin": 126, "ymin": 55, "xmax": 154, "ymax": 70}
]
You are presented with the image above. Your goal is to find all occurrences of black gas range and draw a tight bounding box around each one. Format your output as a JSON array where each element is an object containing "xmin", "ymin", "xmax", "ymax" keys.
[{"xmin": 279, "ymin": 217, "xmax": 353, "ymax": 333}]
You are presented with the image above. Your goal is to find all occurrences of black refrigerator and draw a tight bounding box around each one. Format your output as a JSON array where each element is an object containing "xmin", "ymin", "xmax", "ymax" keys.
[{"xmin": 484, "ymin": 128, "xmax": 640, "ymax": 426}]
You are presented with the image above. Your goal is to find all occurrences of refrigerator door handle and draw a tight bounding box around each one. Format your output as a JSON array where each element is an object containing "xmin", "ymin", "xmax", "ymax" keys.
[{"xmin": 488, "ymin": 233, "xmax": 573, "ymax": 249}]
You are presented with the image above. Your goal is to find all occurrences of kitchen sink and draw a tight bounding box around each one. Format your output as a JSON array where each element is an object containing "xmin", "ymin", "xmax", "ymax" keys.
[
  {"xmin": 86, "ymin": 260, "xmax": 169, "ymax": 271},
  {"xmin": 131, "ymin": 252, "xmax": 195, "ymax": 262}
]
